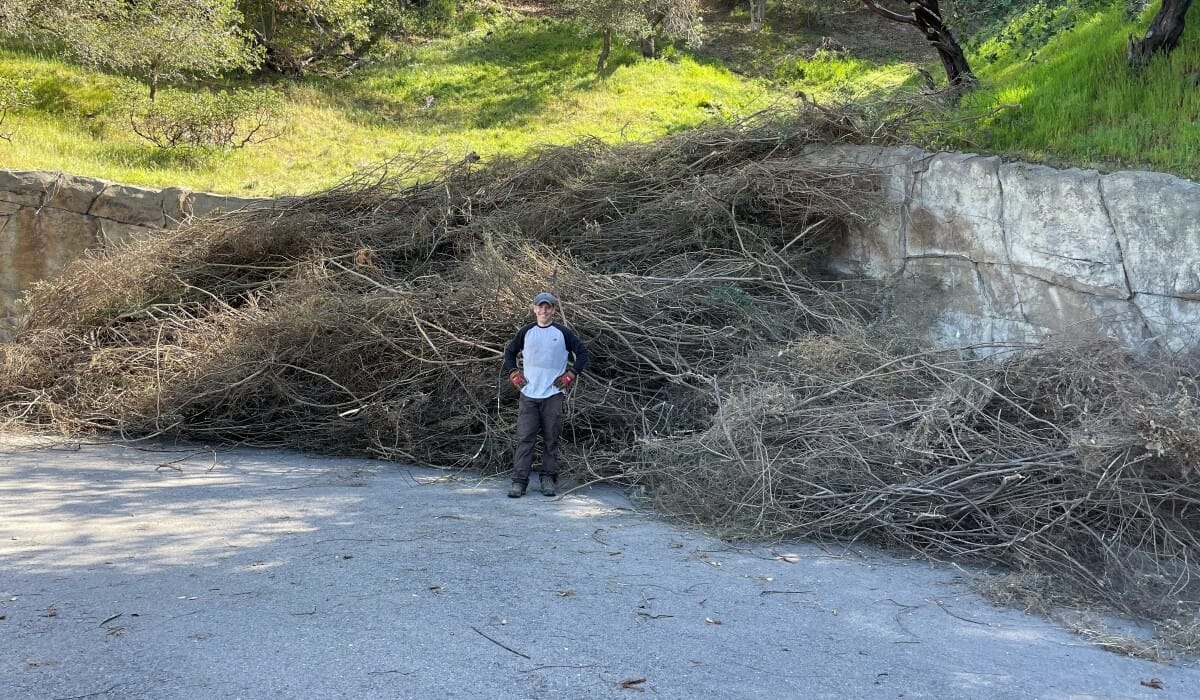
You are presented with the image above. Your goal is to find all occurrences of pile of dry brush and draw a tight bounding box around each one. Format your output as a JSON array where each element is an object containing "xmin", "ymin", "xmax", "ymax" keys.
[{"xmin": 3, "ymin": 113, "xmax": 1200, "ymax": 649}]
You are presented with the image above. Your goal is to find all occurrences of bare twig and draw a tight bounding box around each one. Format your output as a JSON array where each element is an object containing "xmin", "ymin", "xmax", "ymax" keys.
[{"xmin": 471, "ymin": 625, "xmax": 531, "ymax": 659}]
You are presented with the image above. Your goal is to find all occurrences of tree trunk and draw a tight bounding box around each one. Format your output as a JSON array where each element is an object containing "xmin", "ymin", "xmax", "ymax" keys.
[
  {"xmin": 749, "ymin": 0, "xmax": 765, "ymax": 32},
  {"xmin": 641, "ymin": 11, "xmax": 664, "ymax": 58},
  {"xmin": 861, "ymin": 0, "xmax": 976, "ymax": 89},
  {"xmin": 641, "ymin": 34, "xmax": 656, "ymax": 58},
  {"xmin": 1128, "ymin": 0, "xmax": 1194, "ymax": 68},
  {"xmin": 597, "ymin": 29, "xmax": 611, "ymax": 73},
  {"xmin": 931, "ymin": 31, "xmax": 975, "ymax": 89}
]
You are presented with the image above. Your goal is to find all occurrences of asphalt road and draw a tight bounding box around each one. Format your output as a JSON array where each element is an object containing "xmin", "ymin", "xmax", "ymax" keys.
[{"xmin": 1, "ymin": 436, "xmax": 1196, "ymax": 699}]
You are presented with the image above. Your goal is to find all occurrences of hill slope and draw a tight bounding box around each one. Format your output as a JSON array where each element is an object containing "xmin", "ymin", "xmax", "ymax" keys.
[
  {"xmin": 2, "ymin": 2, "xmax": 1199, "ymax": 192},
  {"xmin": 0, "ymin": 17, "xmax": 774, "ymax": 196}
]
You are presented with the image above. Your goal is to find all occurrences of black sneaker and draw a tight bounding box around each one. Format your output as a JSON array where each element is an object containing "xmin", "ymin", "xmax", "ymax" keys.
[
  {"xmin": 507, "ymin": 481, "xmax": 526, "ymax": 498},
  {"xmin": 541, "ymin": 475, "xmax": 557, "ymax": 497}
]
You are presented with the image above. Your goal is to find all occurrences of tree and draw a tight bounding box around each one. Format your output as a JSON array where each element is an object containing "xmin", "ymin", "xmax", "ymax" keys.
[
  {"xmin": 566, "ymin": 0, "xmax": 703, "ymax": 72},
  {"xmin": 861, "ymin": 0, "xmax": 976, "ymax": 90},
  {"xmin": 0, "ymin": 0, "xmax": 30, "ymax": 35},
  {"xmin": 30, "ymin": 0, "xmax": 262, "ymax": 100},
  {"xmin": 568, "ymin": 0, "xmax": 642, "ymax": 72},
  {"xmin": 641, "ymin": 0, "xmax": 703, "ymax": 58},
  {"xmin": 1128, "ymin": 0, "xmax": 1194, "ymax": 68},
  {"xmin": 0, "ymin": 0, "xmax": 60, "ymax": 38}
]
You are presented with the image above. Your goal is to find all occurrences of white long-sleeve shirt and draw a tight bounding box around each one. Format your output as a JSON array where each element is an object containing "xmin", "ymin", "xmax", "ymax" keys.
[{"xmin": 503, "ymin": 322, "xmax": 589, "ymax": 399}]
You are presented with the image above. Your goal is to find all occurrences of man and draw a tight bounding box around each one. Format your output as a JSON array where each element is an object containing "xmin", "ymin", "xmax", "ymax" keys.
[{"xmin": 502, "ymin": 292, "xmax": 589, "ymax": 498}]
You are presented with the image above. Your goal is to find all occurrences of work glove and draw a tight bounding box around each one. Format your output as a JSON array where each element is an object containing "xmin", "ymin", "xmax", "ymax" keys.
[
  {"xmin": 508, "ymin": 369, "xmax": 527, "ymax": 390},
  {"xmin": 553, "ymin": 370, "xmax": 577, "ymax": 390}
]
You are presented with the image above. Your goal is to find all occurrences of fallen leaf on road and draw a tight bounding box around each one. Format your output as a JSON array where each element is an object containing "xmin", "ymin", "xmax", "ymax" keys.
[
  {"xmin": 776, "ymin": 553, "xmax": 801, "ymax": 563},
  {"xmin": 618, "ymin": 678, "xmax": 646, "ymax": 690},
  {"xmin": 704, "ymin": 617, "xmax": 722, "ymax": 625},
  {"xmin": 1141, "ymin": 678, "xmax": 1164, "ymax": 689}
]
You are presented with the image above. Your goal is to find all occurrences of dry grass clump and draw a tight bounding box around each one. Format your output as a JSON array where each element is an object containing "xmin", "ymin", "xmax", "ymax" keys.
[{"xmin": 2, "ymin": 111, "xmax": 1199, "ymax": 654}]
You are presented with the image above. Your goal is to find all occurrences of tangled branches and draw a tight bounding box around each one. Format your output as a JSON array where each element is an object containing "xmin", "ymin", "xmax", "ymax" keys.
[
  {"xmin": 634, "ymin": 333, "xmax": 1200, "ymax": 626},
  {"xmin": 2, "ymin": 115, "xmax": 873, "ymax": 462}
]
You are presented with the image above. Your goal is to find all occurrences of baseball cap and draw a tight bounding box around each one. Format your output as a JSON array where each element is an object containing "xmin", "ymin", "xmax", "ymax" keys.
[{"xmin": 533, "ymin": 292, "xmax": 558, "ymax": 306}]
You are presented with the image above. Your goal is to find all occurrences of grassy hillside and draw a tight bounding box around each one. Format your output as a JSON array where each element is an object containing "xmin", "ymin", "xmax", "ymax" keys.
[
  {"xmin": 952, "ymin": 2, "xmax": 1200, "ymax": 175},
  {"xmin": 0, "ymin": 18, "xmax": 773, "ymax": 196},
  {"xmin": 2, "ymin": 3, "xmax": 1200, "ymax": 193},
  {"xmin": 740, "ymin": 2, "xmax": 1200, "ymax": 177}
]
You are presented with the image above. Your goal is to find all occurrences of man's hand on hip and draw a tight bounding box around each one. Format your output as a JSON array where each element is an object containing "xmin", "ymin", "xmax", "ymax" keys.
[{"xmin": 554, "ymin": 370, "xmax": 577, "ymax": 390}]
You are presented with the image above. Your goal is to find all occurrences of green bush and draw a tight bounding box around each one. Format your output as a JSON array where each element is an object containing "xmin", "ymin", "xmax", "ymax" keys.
[
  {"xmin": 128, "ymin": 88, "xmax": 286, "ymax": 150},
  {"xmin": 369, "ymin": 0, "xmax": 462, "ymax": 37}
]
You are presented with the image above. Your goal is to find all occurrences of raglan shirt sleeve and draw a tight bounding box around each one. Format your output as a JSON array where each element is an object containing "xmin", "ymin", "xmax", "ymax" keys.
[
  {"xmin": 503, "ymin": 325, "xmax": 531, "ymax": 373},
  {"xmin": 562, "ymin": 326, "xmax": 589, "ymax": 374}
]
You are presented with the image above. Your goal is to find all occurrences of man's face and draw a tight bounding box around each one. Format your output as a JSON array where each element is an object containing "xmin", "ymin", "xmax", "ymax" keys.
[{"xmin": 532, "ymin": 302, "xmax": 556, "ymax": 326}]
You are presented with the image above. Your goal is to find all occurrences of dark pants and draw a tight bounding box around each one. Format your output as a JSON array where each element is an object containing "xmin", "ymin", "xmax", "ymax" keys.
[{"xmin": 512, "ymin": 393, "xmax": 563, "ymax": 484}]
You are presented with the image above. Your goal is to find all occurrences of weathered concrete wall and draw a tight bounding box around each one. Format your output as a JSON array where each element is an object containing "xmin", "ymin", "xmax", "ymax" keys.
[
  {"xmin": 5, "ymin": 153, "xmax": 1200, "ymax": 354},
  {"xmin": 0, "ymin": 170, "xmax": 263, "ymax": 341},
  {"xmin": 809, "ymin": 145, "xmax": 1200, "ymax": 353}
]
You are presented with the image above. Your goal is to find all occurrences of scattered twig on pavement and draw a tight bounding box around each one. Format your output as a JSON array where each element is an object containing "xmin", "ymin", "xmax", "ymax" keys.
[{"xmin": 471, "ymin": 625, "xmax": 531, "ymax": 659}]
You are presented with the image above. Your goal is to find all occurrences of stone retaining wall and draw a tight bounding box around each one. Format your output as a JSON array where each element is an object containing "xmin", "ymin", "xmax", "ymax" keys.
[
  {"xmin": 0, "ymin": 170, "xmax": 262, "ymax": 340},
  {"xmin": 808, "ymin": 145, "xmax": 1200, "ymax": 353}
]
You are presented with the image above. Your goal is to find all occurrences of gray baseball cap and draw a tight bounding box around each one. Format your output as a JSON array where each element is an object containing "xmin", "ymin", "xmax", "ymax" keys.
[{"xmin": 533, "ymin": 292, "xmax": 558, "ymax": 306}]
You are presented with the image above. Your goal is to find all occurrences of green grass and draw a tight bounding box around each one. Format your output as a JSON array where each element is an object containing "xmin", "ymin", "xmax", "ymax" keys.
[
  {"xmin": 0, "ymin": 19, "xmax": 776, "ymax": 196},
  {"xmin": 7, "ymin": 5, "xmax": 1200, "ymax": 191},
  {"xmin": 773, "ymin": 50, "xmax": 916, "ymax": 100},
  {"xmin": 948, "ymin": 2, "xmax": 1200, "ymax": 175}
]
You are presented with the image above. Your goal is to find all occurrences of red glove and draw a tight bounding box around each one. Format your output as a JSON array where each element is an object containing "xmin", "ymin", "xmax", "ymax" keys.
[
  {"xmin": 509, "ymin": 369, "xmax": 527, "ymax": 389},
  {"xmin": 554, "ymin": 370, "xmax": 577, "ymax": 390}
]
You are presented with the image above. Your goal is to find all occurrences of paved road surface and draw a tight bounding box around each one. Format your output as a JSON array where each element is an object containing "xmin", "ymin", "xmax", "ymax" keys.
[{"xmin": 1, "ymin": 437, "xmax": 1195, "ymax": 698}]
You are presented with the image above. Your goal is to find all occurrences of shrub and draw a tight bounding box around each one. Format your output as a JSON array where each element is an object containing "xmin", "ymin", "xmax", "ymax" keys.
[
  {"xmin": 128, "ymin": 88, "xmax": 286, "ymax": 150},
  {"xmin": 368, "ymin": 0, "xmax": 462, "ymax": 37}
]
